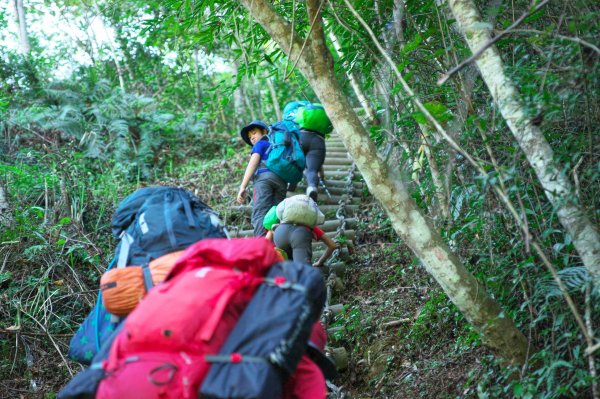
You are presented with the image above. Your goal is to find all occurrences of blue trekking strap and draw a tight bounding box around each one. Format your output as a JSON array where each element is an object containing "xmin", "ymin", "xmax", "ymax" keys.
[
  {"xmin": 179, "ymin": 191, "xmax": 196, "ymax": 227},
  {"xmin": 111, "ymin": 232, "xmax": 133, "ymax": 324},
  {"xmin": 165, "ymin": 191, "xmax": 177, "ymax": 248},
  {"xmin": 142, "ymin": 263, "xmax": 154, "ymax": 292},
  {"xmin": 95, "ymin": 257, "xmax": 117, "ymax": 352}
]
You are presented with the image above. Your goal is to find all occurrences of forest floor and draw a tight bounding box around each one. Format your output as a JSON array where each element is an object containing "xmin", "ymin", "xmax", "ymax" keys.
[{"xmin": 329, "ymin": 236, "xmax": 488, "ymax": 398}]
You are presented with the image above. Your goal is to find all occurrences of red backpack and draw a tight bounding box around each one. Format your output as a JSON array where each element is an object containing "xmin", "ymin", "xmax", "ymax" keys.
[{"xmin": 96, "ymin": 238, "xmax": 280, "ymax": 399}]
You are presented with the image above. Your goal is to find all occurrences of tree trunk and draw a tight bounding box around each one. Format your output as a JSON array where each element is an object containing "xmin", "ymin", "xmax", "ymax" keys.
[
  {"xmin": 0, "ymin": 185, "xmax": 12, "ymax": 227},
  {"xmin": 264, "ymin": 72, "xmax": 282, "ymax": 120},
  {"xmin": 95, "ymin": 7, "xmax": 126, "ymax": 92},
  {"xmin": 447, "ymin": 0, "xmax": 600, "ymax": 285},
  {"xmin": 193, "ymin": 49, "xmax": 203, "ymax": 111},
  {"xmin": 13, "ymin": 0, "xmax": 31, "ymax": 56},
  {"xmin": 392, "ymin": 0, "xmax": 405, "ymax": 44},
  {"xmin": 242, "ymin": 77, "xmax": 257, "ymax": 121},
  {"xmin": 239, "ymin": 0, "xmax": 529, "ymax": 365},
  {"xmin": 370, "ymin": 6, "xmax": 448, "ymax": 220},
  {"xmin": 231, "ymin": 61, "xmax": 247, "ymax": 126},
  {"xmin": 419, "ymin": 123, "xmax": 450, "ymax": 221},
  {"xmin": 0, "ymin": 186, "xmax": 8, "ymax": 212}
]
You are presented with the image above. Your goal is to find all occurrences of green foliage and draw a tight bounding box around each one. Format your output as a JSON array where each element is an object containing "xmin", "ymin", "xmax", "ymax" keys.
[
  {"xmin": 1, "ymin": 0, "xmax": 599, "ymax": 397},
  {"xmin": 411, "ymin": 101, "xmax": 454, "ymax": 125}
]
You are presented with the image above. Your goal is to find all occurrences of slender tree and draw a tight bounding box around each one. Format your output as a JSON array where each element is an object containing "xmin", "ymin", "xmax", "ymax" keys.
[
  {"xmin": 13, "ymin": 0, "xmax": 31, "ymax": 56},
  {"xmin": 265, "ymin": 71, "xmax": 282, "ymax": 120},
  {"xmin": 237, "ymin": 0, "xmax": 529, "ymax": 364},
  {"xmin": 446, "ymin": 0, "xmax": 600, "ymax": 286},
  {"xmin": 328, "ymin": 30, "xmax": 378, "ymax": 124}
]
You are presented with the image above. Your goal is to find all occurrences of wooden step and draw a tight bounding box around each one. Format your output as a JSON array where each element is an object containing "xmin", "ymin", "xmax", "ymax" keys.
[
  {"xmin": 285, "ymin": 191, "xmax": 361, "ymax": 205},
  {"xmin": 228, "ymin": 219, "xmax": 357, "ymax": 237},
  {"xmin": 314, "ymin": 247, "xmax": 350, "ymax": 260},
  {"xmin": 297, "ymin": 180, "xmax": 365, "ymax": 189},
  {"xmin": 230, "ymin": 227, "xmax": 356, "ymax": 239},
  {"xmin": 320, "ymin": 218, "xmax": 357, "ymax": 230},
  {"xmin": 230, "ymin": 204, "xmax": 359, "ymax": 215},
  {"xmin": 293, "ymin": 185, "xmax": 352, "ymax": 196},
  {"xmin": 323, "ymin": 157, "xmax": 353, "ymax": 166},
  {"xmin": 323, "ymin": 170, "xmax": 357, "ymax": 179},
  {"xmin": 322, "ymin": 164, "xmax": 353, "ymax": 172},
  {"xmin": 326, "ymin": 153, "xmax": 352, "ymax": 159}
]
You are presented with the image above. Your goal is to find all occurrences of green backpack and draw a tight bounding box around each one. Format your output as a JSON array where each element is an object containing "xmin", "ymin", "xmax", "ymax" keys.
[{"xmin": 283, "ymin": 101, "xmax": 333, "ymax": 137}]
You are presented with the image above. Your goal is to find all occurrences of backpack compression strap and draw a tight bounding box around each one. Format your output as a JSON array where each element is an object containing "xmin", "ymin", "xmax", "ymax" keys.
[
  {"xmin": 117, "ymin": 232, "xmax": 134, "ymax": 268},
  {"xmin": 142, "ymin": 263, "xmax": 154, "ymax": 292},
  {"xmin": 204, "ymin": 276, "xmax": 310, "ymax": 367},
  {"xmin": 205, "ymin": 353, "xmax": 268, "ymax": 363},
  {"xmin": 111, "ymin": 234, "xmax": 134, "ymax": 323},
  {"xmin": 199, "ymin": 273, "xmax": 265, "ymax": 342}
]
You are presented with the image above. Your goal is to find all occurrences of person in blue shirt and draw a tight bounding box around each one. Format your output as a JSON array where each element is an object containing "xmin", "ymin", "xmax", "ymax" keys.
[{"xmin": 236, "ymin": 120, "xmax": 287, "ymax": 237}]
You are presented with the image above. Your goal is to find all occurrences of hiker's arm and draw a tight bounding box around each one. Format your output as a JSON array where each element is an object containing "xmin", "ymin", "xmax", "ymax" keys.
[
  {"xmin": 314, "ymin": 234, "xmax": 338, "ymax": 267},
  {"xmin": 237, "ymin": 153, "xmax": 261, "ymax": 204},
  {"xmin": 265, "ymin": 230, "xmax": 273, "ymax": 241}
]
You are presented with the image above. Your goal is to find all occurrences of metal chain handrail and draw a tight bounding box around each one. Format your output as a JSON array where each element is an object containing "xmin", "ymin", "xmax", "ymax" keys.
[{"xmin": 322, "ymin": 148, "xmax": 357, "ymax": 399}]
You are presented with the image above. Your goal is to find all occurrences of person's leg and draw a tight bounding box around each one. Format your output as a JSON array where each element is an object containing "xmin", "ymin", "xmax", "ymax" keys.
[
  {"xmin": 300, "ymin": 131, "xmax": 326, "ymax": 200},
  {"xmin": 272, "ymin": 173, "xmax": 287, "ymax": 205},
  {"xmin": 273, "ymin": 223, "xmax": 293, "ymax": 260},
  {"xmin": 251, "ymin": 174, "xmax": 273, "ymax": 237},
  {"xmin": 251, "ymin": 172, "xmax": 287, "ymax": 237},
  {"xmin": 289, "ymin": 226, "xmax": 314, "ymax": 265}
]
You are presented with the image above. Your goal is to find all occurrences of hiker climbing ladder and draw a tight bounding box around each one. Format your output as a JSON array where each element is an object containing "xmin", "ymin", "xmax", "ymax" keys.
[{"xmin": 229, "ymin": 132, "xmax": 364, "ymax": 264}]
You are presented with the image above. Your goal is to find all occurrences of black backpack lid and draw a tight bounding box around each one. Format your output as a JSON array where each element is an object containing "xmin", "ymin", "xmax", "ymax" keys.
[{"xmin": 111, "ymin": 186, "xmax": 172, "ymax": 239}]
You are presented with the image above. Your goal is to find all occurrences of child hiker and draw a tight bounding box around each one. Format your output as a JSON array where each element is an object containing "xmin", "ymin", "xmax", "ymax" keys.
[
  {"xmin": 265, "ymin": 195, "xmax": 338, "ymax": 267},
  {"xmin": 237, "ymin": 120, "xmax": 287, "ymax": 237}
]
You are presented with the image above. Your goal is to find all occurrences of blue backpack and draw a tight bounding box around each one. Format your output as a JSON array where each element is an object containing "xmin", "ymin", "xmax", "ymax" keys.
[
  {"xmin": 265, "ymin": 121, "xmax": 306, "ymax": 185},
  {"xmin": 282, "ymin": 100, "xmax": 311, "ymax": 122},
  {"xmin": 67, "ymin": 186, "xmax": 228, "ymax": 364}
]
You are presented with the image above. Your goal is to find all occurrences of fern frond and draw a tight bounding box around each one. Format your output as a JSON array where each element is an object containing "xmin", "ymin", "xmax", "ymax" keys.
[{"xmin": 537, "ymin": 266, "xmax": 590, "ymax": 299}]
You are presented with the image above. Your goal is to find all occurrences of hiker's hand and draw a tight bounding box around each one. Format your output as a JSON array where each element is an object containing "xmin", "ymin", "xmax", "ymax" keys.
[{"xmin": 237, "ymin": 188, "xmax": 246, "ymax": 204}]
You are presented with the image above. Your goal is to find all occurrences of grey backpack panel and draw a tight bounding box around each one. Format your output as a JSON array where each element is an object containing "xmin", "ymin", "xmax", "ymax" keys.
[{"xmin": 112, "ymin": 186, "xmax": 227, "ymax": 266}]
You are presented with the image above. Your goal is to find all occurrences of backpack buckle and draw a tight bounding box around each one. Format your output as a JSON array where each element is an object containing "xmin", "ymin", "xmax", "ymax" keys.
[{"xmin": 148, "ymin": 363, "xmax": 178, "ymax": 386}]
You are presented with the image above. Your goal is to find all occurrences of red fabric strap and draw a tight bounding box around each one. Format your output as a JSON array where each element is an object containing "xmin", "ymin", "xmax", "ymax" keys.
[{"xmin": 199, "ymin": 274, "xmax": 263, "ymax": 342}]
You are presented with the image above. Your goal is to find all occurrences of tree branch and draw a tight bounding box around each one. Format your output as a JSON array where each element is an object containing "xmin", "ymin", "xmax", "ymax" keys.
[
  {"xmin": 238, "ymin": 0, "xmax": 305, "ymax": 75},
  {"xmin": 438, "ymin": 0, "xmax": 550, "ymax": 86},
  {"xmin": 284, "ymin": 0, "xmax": 327, "ymax": 80},
  {"xmin": 507, "ymin": 29, "xmax": 600, "ymax": 55}
]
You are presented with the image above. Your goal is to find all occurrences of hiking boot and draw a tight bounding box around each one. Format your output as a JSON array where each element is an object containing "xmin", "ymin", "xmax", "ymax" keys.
[{"xmin": 306, "ymin": 186, "xmax": 318, "ymax": 202}]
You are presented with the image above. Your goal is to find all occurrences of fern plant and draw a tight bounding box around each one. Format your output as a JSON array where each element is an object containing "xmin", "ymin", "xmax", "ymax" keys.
[{"xmin": 2, "ymin": 79, "xmax": 194, "ymax": 180}]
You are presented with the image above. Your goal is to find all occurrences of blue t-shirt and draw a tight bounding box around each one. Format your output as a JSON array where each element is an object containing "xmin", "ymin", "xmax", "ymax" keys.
[{"xmin": 251, "ymin": 137, "xmax": 270, "ymax": 174}]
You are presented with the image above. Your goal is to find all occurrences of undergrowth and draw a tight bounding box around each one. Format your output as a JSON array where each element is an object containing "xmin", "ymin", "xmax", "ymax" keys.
[{"xmin": 0, "ymin": 136, "xmax": 247, "ymax": 396}]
